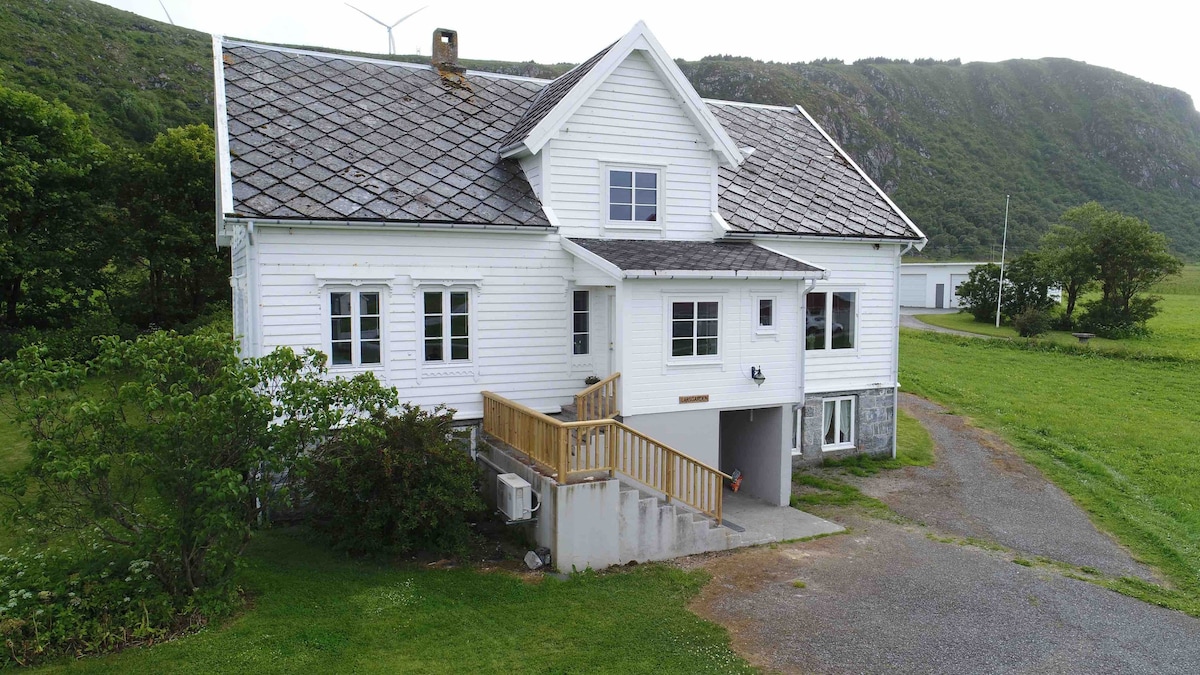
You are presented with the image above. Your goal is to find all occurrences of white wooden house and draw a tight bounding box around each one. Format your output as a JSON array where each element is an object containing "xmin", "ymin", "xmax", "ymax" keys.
[{"xmin": 213, "ymin": 22, "xmax": 926, "ymax": 569}]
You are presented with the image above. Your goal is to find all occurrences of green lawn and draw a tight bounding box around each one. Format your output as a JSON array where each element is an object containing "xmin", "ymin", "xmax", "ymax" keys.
[
  {"xmin": 33, "ymin": 530, "xmax": 753, "ymax": 674},
  {"xmin": 915, "ymin": 293, "xmax": 1200, "ymax": 360},
  {"xmin": 899, "ymin": 329, "xmax": 1200, "ymax": 611},
  {"xmin": 1, "ymin": 390, "xmax": 753, "ymax": 674}
]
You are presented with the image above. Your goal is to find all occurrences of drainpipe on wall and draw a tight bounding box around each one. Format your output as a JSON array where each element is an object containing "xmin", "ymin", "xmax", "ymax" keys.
[
  {"xmin": 892, "ymin": 242, "xmax": 916, "ymax": 459},
  {"xmin": 796, "ymin": 278, "xmax": 818, "ymax": 454}
]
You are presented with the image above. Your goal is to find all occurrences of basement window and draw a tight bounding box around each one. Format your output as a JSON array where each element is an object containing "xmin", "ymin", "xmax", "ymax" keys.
[{"xmin": 822, "ymin": 396, "xmax": 855, "ymax": 451}]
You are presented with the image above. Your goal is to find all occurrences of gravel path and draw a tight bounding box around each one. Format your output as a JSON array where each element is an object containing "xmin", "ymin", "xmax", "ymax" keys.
[
  {"xmin": 899, "ymin": 313, "xmax": 993, "ymax": 337},
  {"xmin": 690, "ymin": 514, "xmax": 1200, "ymax": 675},
  {"xmin": 686, "ymin": 393, "xmax": 1193, "ymax": 674},
  {"xmin": 864, "ymin": 394, "xmax": 1156, "ymax": 580}
]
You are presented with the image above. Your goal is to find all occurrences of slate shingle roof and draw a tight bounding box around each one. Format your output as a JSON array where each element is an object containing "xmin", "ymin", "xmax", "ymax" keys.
[
  {"xmin": 222, "ymin": 43, "xmax": 549, "ymax": 225},
  {"xmin": 709, "ymin": 102, "xmax": 918, "ymax": 239},
  {"xmin": 219, "ymin": 41, "xmax": 921, "ymax": 241},
  {"xmin": 497, "ymin": 43, "xmax": 613, "ymax": 152},
  {"xmin": 570, "ymin": 238, "xmax": 821, "ymax": 273}
]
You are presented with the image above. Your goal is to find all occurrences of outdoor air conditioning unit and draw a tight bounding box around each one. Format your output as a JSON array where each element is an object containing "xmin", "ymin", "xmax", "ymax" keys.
[{"xmin": 497, "ymin": 473, "xmax": 533, "ymax": 521}]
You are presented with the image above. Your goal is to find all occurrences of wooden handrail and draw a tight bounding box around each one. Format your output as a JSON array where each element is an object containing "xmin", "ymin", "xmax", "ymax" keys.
[
  {"xmin": 574, "ymin": 372, "xmax": 620, "ymax": 421},
  {"xmin": 482, "ymin": 390, "xmax": 730, "ymax": 522}
]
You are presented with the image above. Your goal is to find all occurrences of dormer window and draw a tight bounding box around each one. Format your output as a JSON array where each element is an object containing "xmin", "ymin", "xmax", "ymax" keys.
[{"xmin": 607, "ymin": 168, "xmax": 659, "ymax": 224}]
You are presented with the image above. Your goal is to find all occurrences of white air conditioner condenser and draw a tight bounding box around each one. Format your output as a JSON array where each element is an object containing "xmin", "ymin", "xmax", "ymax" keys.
[{"xmin": 496, "ymin": 473, "xmax": 532, "ymax": 521}]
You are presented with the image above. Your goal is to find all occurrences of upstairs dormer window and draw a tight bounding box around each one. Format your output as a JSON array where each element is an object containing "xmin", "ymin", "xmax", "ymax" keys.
[{"xmin": 607, "ymin": 168, "xmax": 659, "ymax": 224}]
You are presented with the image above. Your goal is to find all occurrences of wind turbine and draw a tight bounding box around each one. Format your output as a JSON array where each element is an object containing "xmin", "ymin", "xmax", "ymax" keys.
[{"xmin": 345, "ymin": 4, "xmax": 428, "ymax": 55}]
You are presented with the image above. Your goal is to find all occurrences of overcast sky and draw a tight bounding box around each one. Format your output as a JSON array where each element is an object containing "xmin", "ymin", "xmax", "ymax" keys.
[{"xmin": 97, "ymin": 0, "xmax": 1197, "ymax": 108}]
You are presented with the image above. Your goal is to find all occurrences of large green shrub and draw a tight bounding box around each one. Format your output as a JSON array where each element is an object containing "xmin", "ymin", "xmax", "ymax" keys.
[
  {"xmin": 305, "ymin": 405, "xmax": 486, "ymax": 556},
  {"xmin": 955, "ymin": 256, "xmax": 1055, "ymax": 324},
  {"xmin": 0, "ymin": 329, "xmax": 399, "ymax": 663},
  {"xmin": 1012, "ymin": 307, "xmax": 1052, "ymax": 337}
]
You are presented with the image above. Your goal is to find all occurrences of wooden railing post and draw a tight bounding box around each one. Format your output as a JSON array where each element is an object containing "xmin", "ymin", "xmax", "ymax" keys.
[{"xmin": 558, "ymin": 425, "xmax": 569, "ymax": 483}]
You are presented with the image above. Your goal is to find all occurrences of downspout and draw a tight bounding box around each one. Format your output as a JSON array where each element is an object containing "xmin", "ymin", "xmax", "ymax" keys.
[
  {"xmin": 797, "ymin": 278, "xmax": 818, "ymax": 455},
  {"xmin": 892, "ymin": 242, "xmax": 916, "ymax": 459}
]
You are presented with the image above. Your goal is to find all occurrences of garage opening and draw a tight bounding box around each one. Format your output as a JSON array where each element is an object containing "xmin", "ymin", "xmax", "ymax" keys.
[{"xmin": 718, "ymin": 406, "xmax": 788, "ymax": 506}]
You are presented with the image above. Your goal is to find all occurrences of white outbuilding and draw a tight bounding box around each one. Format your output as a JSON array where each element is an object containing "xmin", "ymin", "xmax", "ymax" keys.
[{"xmin": 899, "ymin": 262, "xmax": 984, "ymax": 308}]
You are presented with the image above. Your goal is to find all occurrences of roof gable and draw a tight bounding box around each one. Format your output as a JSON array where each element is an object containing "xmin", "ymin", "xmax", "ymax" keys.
[{"xmin": 498, "ymin": 21, "xmax": 744, "ymax": 168}]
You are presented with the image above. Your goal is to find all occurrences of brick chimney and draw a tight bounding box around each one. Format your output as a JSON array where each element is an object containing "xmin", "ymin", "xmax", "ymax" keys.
[{"xmin": 432, "ymin": 28, "xmax": 461, "ymax": 72}]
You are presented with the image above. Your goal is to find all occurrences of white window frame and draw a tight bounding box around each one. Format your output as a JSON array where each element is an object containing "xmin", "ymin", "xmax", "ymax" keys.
[
  {"xmin": 572, "ymin": 289, "xmax": 590, "ymax": 356},
  {"xmin": 805, "ymin": 289, "xmax": 860, "ymax": 353},
  {"xmin": 821, "ymin": 396, "xmax": 856, "ymax": 451},
  {"xmin": 664, "ymin": 297, "xmax": 722, "ymax": 366},
  {"xmin": 603, "ymin": 164, "xmax": 664, "ymax": 232},
  {"xmin": 753, "ymin": 293, "xmax": 778, "ymax": 340},
  {"xmin": 323, "ymin": 287, "xmax": 386, "ymax": 371},
  {"xmin": 421, "ymin": 288, "xmax": 473, "ymax": 366}
]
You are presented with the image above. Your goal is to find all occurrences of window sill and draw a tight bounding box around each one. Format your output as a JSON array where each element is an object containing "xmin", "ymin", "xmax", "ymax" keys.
[
  {"xmin": 329, "ymin": 364, "xmax": 385, "ymax": 374},
  {"xmin": 604, "ymin": 222, "xmax": 662, "ymax": 231},
  {"xmin": 821, "ymin": 443, "xmax": 856, "ymax": 452},
  {"xmin": 665, "ymin": 357, "xmax": 722, "ymax": 368}
]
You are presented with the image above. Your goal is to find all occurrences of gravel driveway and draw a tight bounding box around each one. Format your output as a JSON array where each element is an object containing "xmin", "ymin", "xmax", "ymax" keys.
[{"xmin": 686, "ymin": 394, "xmax": 1199, "ymax": 674}]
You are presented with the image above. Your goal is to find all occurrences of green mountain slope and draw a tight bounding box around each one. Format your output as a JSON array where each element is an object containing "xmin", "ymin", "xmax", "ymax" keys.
[{"xmin": 2, "ymin": 0, "xmax": 1198, "ymax": 258}]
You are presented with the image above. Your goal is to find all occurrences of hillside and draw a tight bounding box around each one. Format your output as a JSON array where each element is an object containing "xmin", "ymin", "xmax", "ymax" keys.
[{"xmin": 2, "ymin": 0, "xmax": 1198, "ymax": 259}]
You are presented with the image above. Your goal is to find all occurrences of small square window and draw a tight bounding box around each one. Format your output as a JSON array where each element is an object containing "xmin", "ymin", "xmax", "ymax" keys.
[
  {"xmin": 608, "ymin": 168, "xmax": 658, "ymax": 223},
  {"xmin": 758, "ymin": 298, "xmax": 774, "ymax": 328},
  {"xmin": 669, "ymin": 300, "xmax": 719, "ymax": 359}
]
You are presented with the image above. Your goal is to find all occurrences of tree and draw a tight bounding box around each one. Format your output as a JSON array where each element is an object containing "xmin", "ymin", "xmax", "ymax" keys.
[
  {"xmin": 1081, "ymin": 204, "xmax": 1182, "ymax": 323},
  {"xmin": 0, "ymin": 330, "xmax": 398, "ymax": 597},
  {"xmin": 0, "ymin": 84, "xmax": 107, "ymax": 327},
  {"xmin": 112, "ymin": 124, "xmax": 226, "ymax": 328},
  {"xmin": 1037, "ymin": 220, "xmax": 1097, "ymax": 326},
  {"xmin": 955, "ymin": 255, "xmax": 1055, "ymax": 324}
]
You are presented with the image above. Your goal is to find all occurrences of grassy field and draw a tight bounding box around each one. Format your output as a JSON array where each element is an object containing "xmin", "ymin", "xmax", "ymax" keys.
[
  {"xmin": 914, "ymin": 264, "xmax": 1200, "ymax": 358},
  {"xmin": 32, "ymin": 530, "xmax": 752, "ymax": 674},
  {"xmin": 916, "ymin": 292, "xmax": 1200, "ymax": 360},
  {"xmin": 899, "ymin": 329, "xmax": 1200, "ymax": 612}
]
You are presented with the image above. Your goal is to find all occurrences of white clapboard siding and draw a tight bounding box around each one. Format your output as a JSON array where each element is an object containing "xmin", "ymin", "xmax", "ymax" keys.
[
  {"xmin": 543, "ymin": 51, "xmax": 716, "ymax": 241},
  {"xmin": 761, "ymin": 240, "xmax": 902, "ymax": 394},
  {"xmin": 620, "ymin": 279, "xmax": 803, "ymax": 417},
  {"xmin": 251, "ymin": 226, "xmax": 584, "ymax": 419},
  {"xmin": 519, "ymin": 154, "xmax": 542, "ymax": 199}
]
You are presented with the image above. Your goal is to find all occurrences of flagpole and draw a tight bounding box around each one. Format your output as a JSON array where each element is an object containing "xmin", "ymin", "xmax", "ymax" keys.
[{"xmin": 995, "ymin": 195, "xmax": 1010, "ymax": 328}]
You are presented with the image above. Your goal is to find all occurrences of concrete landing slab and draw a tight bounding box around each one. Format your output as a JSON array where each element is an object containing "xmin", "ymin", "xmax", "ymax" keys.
[{"xmin": 721, "ymin": 492, "xmax": 843, "ymax": 546}]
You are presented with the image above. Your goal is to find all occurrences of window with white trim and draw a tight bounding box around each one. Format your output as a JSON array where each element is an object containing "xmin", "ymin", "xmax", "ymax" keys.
[
  {"xmin": 758, "ymin": 298, "xmax": 774, "ymax": 329},
  {"xmin": 423, "ymin": 290, "xmax": 470, "ymax": 362},
  {"xmin": 572, "ymin": 290, "xmax": 589, "ymax": 355},
  {"xmin": 671, "ymin": 300, "xmax": 719, "ymax": 358},
  {"xmin": 329, "ymin": 290, "xmax": 382, "ymax": 367},
  {"xmin": 805, "ymin": 291, "xmax": 856, "ymax": 350},
  {"xmin": 607, "ymin": 168, "xmax": 659, "ymax": 223},
  {"xmin": 822, "ymin": 396, "xmax": 855, "ymax": 450}
]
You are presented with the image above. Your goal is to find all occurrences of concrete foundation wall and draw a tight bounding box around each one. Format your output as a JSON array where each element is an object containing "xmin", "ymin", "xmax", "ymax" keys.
[
  {"xmin": 719, "ymin": 406, "xmax": 790, "ymax": 506},
  {"xmin": 622, "ymin": 408, "xmax": 720, "ymax": 468},
  {"xmin": 479, "ymin": 438, "xmax": 745, "ymax": 571},
  {"xmin": 793, "ymin": 387, "xmax": 895, "ymax": 466}
]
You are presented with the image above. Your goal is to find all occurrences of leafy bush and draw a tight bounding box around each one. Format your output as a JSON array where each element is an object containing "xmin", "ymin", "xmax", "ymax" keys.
[
  {"xmin": 956, "ymin": 256, "xmax": 1055, "ymax": 324},
  {"xmin": 305, "ymin": 405, "xmax": 486, "ymax": 556},
  {"xmin": 1078, "ymin": 296, "xmax": 1159, "ymax": 338},
  {"xmin": 0, "ymin": 330, "xmax": 398, "ymax": 602},
  {"xmin": 1012, "ymin": 308, "xmax": 1052, "ymax": 337},
  {"xmin": 0, "ymin": 540, "xmax": 238, "ymax": 667}
]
